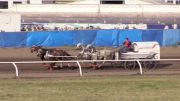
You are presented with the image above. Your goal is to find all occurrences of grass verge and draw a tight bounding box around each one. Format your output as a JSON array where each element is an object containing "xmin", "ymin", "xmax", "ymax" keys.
[{"xmin": 0, "ymin": 75, "xmax": 180, "ymax": 101}]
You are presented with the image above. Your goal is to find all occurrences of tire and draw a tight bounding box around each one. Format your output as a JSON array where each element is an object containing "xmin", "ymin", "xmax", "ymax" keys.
[
  {"xmin": 123, "ymin": 61, "xmax": 136, "ymax": 70},
  {"xmin": 142, "ymin": 61, "xmax": 158, "ymax": 69}
]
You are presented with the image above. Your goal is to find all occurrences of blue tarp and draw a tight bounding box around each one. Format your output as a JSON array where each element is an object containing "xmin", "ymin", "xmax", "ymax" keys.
[
  {"xmin": 179, "ymin": 30, "xmax": 180, "ymax": 43},
  {"xmin": 163, "ymin": 30, "xmax": 180, "ymax": 46},
  {"xmin": 142, "ymin": 30, "xmax": 163, "ymax": 46},
  {"xmin": 72, "ymin": 30, "xmax": 97, "ymax": 46},
  {"xmin": 27, "ymin": 31, "xmax": 75, "ymax": 47},
  {"xmin": 0, "ymin": 32, "xmax": 27, "ymax": 47},
  {"xmin": 26, "ymin": 30, "xmax": 143, "ymax": 47},
  {"xmin": 0, "ymin": 29, "xmax": 180, "ymax": 47},
  {"xmin": 118, "ymin": 30, "xmax": 143, "ymax": 46},
  {"xmin": 94, "ymin": 29, "xmax": 119, "ymax": 47},
  {"xmin": 26, "ymin": 30, "xmax": 98, "ymax": 47}
]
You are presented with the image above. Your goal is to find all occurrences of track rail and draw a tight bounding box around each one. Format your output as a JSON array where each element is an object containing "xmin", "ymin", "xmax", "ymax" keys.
[{"xmin": 0, "ymin": 59, "xmax": 180, "ymax": 78}]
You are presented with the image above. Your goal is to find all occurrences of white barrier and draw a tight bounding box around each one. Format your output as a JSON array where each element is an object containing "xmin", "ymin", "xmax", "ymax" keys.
[
  {"xmin": 0, "ymin": 59, "xmax": 180, "ymax": 78},
  {"xmin": 11, "ymin": 4, "xmax": 180, "ymax": 13}
]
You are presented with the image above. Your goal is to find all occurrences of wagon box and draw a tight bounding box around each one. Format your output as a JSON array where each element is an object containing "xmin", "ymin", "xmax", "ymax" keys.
[
  {"xmin": 120, "ymin": 41, "xmax": 160, "ymax": 70},
  {"xmin": 121, "ymin": 41, "xmax": 160, "ymax": 60},
  {"xmin": 132, "ymin": 41, "xmax": 160, "ymax": 59}
]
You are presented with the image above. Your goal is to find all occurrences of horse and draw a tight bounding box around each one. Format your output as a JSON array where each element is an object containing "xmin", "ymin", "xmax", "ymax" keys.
[
  {"xmin": 76, "ymin": 43, "xmax": 98, "ymax": 61},
  {"xmin": 76, "ymin": 43, "xmax": 116, "ymax": 69},
  {"xmin": 30, "ymin": 45, "xmax": 73, "ymax": 71},
  {"xmin": 30, "ymin": 45, "xmax": 47, "ymax": 61},
  {"xmin": 76, "ymin": 43, "xmax": 129, "ymax": 69}
]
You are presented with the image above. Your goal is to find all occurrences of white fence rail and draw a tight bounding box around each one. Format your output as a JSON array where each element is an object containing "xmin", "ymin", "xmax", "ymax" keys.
[
  {"xmin": 11, "ymin": 4, "xmax": 180, "ymax": 13},
  {"xmin": 0, "ymin": 59, "xmax": 180, "ymax": 78}
]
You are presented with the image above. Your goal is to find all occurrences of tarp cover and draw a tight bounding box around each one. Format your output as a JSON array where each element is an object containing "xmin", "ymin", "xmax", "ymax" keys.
[
  {"xmin": 118, "ymin": 30, "xmax": 142, "ymax": 46},
  {"xmin": 142, "ymin": 30, "xmax": 163, "ymax": 46},
  {"xmin": 26, "ymin": 30, "xmax": 143, "ymax": 47},
  {"xmin": 163, "ymin": 30, "xmax": 180, "ymax": 46},
  {"xmin": 0, "ymin": 29, "xmax": 180, "ymax": 47},
  {"xmin": 27, "ymin": 31, "xmax": 74, "ymax": 47},
  {"xmin": 0, "ymin": 32, "xmax": 26, "ymax": 47}
]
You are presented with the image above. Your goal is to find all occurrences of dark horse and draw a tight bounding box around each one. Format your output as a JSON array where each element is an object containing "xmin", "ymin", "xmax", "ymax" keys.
[{"xmin": 30, "ymin": 45, "xmax": 72, "ymax": 71}]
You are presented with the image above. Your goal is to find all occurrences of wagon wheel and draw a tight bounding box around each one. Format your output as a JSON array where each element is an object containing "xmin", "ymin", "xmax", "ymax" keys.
[
  {"xmin": 142, "ymin": 61, "xmax": 158, "ymax": 69},
  {"xmin": 110, "ymin": 61, "xmax": 123, "ymax": 68},
  {"xmin": 123, "ymin": 61, "xmax": 136, "ymax": 70}
]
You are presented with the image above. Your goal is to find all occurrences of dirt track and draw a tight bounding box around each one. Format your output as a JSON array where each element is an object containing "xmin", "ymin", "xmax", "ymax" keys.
[{"xmin": 0, "ymin": 47, "xmax": 180, "ymax": 78}]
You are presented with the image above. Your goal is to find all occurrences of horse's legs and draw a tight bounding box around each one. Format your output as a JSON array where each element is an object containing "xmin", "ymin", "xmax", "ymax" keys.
[
  {"xmin": 90, "ymin": 62, "xmax": 99, "ymax": 70},
  {"xmin": 49, "ymin": 66, "xmax": 53, "ymax": 71},
  {"xmin": 57, "ymin": 63, "xmax": 63, "ymax": 69},
  {"xmin": 48, "ymin": 63, "xmax": 55, "ymax": 71},
  {"xmin": 90, "ymin": 57, "xmax": 105, "ymax": 70},
  {"xmin": 41, "ymin": 60, "xmax": 51, "ymax": 69}
]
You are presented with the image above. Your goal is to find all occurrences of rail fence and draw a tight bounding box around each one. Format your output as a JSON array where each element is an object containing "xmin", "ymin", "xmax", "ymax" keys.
[{"xmin": 0, "ymin": 59, "xmax": 180, "ymax": 78}]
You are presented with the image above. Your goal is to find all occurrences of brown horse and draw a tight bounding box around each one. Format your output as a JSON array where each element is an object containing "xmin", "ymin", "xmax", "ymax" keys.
[{"xmin": 30, "ymin": 45, "xmax": 72, "ymax": 71}]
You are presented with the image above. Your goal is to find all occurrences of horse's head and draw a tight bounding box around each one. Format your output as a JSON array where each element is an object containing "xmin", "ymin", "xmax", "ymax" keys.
[
  {"xmin": 76, "ymin": 43, "xmax": 86, "ymax": 55},
  {"xmin": 37, "ymin": 48, "xmax": 45, "ymax": 57},
  {"xmin": 30, "ymin": 45, "xmax": 42, "ymax": 53},
  {"xmin": 76, "ymin": 43, "xmax": 84, "ymax": 50},
  {"xmin": 36, "ymin": 48, "xmax": 47, "ymax": 60}
]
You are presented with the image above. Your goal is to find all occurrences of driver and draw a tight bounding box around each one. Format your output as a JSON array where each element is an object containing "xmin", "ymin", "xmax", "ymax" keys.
[
  {"xmin": 123, "ymin": 38, "xmax": 131, "ymax": 48},
  {"xmin": 122, "ymin": 38, "xmax": 132, "ymax": 52}
]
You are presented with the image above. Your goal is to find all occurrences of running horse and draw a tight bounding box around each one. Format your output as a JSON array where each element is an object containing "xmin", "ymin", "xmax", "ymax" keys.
[{"xmin": 30, "ymin": 45, "xmax": 72, "ymax": 71}]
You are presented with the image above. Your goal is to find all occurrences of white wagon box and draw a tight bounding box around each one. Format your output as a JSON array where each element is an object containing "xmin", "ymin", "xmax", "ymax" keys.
[
  {"xmin": 121, "ymin": 41, "xmax": 160, "ymax": 60},
  {"xmin": 120, "ymin": 41, "xmax": 160, "ymax": 69}
]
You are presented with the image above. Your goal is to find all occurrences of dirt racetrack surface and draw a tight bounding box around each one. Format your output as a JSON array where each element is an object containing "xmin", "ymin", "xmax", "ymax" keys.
[{"xmin": 0, "ymin": 46, "xmax": 180, "ymax": 78}]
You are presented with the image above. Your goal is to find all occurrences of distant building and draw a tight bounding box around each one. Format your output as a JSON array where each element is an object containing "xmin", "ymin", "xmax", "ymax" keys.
[
  {"xmin": 0, "ymin": 13, "xmax": 21, "ymax": 32},
  {"xmin": 0, "ymin": 0, "xmax": 12, "ymax": 9},
  {"xmin": 0, "ymin": 0, "xmax": 42, "ymax": 8},
  {"xmin": 100, "ymin": 0, "xmax": 125, "ymax": 4},
  {"xmin": 165, "ymin": 0, "xmax": 180, "ymax": 4},
  {"xmin": 1, "ymin": 0, "xmax": 180, "ymax": 24}
]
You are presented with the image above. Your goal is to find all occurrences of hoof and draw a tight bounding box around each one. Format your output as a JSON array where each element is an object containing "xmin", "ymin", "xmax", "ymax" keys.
[
  {"xmin": 47, "ymin": 67, "xmax": 53, "ymax": 72},
  {"xmin": 43, "ymin": 64, "xmax": 50, "ymax": 67},
  {"xmin": 49, "ymin": 68, "xmax": 53, "ymax": 72}
]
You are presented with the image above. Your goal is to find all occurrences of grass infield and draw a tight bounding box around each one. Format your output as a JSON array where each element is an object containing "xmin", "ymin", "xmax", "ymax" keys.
[{"xmin": 0, "ymin": 75, "xmax": 180, "ymax": 101}]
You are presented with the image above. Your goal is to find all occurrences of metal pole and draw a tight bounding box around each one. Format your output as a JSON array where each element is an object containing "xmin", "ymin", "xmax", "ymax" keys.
[
  {"xmin": 76, "ymin": 61, "xmax": 83, "ymax": 77},
  {"xmin": 12, "ymin": 62, "xmax": 19, "ymax": 78},
  {"xmin": 136, "ymin": 60, "xmax": 143, "ymax": 75}
]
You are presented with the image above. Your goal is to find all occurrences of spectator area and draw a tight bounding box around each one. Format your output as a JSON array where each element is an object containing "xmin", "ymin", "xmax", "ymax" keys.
[{"xmin": 21, "ymin": 23, "xmax": 180, "ymax": 32}]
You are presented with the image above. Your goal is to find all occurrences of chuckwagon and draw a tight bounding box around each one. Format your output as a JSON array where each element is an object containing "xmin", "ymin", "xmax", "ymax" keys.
[
  {"xmin": 30, "ymin": 41, "xmax": 160, "ymax": 70},
  {"xmin": 76, "ymin": 41, "xmax": 160, "ymax": 69}
]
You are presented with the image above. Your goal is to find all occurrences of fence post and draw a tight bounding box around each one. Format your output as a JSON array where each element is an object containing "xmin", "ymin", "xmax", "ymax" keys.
[
  {"xmin": 12, "ymin": 62, "xmax": 19, "ymax": 78},
  {"xmin": 136, "ymin": 60, "xmax": 143, "ymax": 75},
  {"xmin": 76, "ymin": 61, "xmax": 83, "ymax": 77}
]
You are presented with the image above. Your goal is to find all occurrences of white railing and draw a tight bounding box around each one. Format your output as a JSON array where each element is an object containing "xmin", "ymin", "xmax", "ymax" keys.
[
  {"xmin": 0, "ymin": 59, "xmax": 180, "ymax": 78},
  {"xmin": 1, "ymin": 4, "xmax": 178, "ymax": 13},
  {"xmin": 10, "ymin": 4, "xmax": 180, "ymax": 13}
]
